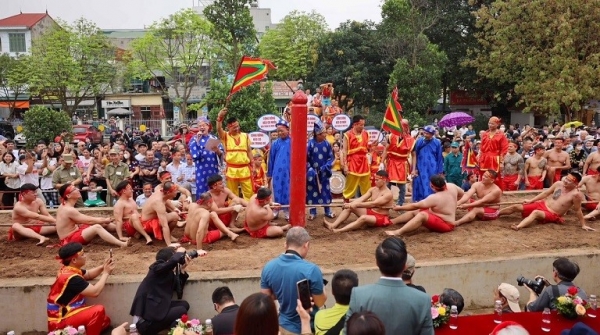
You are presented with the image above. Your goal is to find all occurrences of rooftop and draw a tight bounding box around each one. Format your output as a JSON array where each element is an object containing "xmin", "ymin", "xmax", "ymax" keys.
[
  {"xmin": 102, "ymin": 29, "xmax": 148, "ymax": 39},
  {"xmin": 0, "ymin": 13, "xmax": 49, "ymax": 28}
]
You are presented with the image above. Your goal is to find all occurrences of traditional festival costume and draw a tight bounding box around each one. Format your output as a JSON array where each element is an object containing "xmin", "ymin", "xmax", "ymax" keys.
[
  {"xmin": 369, "ymin": 146, "xmax": 384, "ymax": 187},
  {"xmin": 252, "ymin": 165, "xmax": 266, "ymax": 193},
  {"xmin": 479, "ymin": 117, "xmax": 509, "ymax": 187},
  {"xmin": 412, "ymin": 126, "xmax": 444, "ymax": 202},
  {"xmin": 221, "ymin": 131, "xmax": 253, "ymax": 200},
  {"xmin": 189, "ymin": 126, "xmax": 221, "ymax": 197},
  {"xmin": 342, "ymin": 128, "xmax": 371, "ymax": 200},
  {"xmin": 268, "ymin": 120, "xmax": 291, "ymax": 218},
  {"xmin": 306, "ymin": 121, "xmax": 334, "ymax": 217},
  {"xmin": 386, "ymin": 120, "xmax": 415, "ymax": 206}
]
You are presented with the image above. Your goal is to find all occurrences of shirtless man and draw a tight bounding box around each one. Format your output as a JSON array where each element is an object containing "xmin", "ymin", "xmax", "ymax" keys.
[
  {"xmin": 454, "ymin": 170, "xmax": 503, "ymax": 226},
  {"xmin": 206, "ymin": 174, "xmax": 247, "ymax": 233},
  {"xmin": 113, "ymin": 180, "xmax": 153, "ymax": 245},
  {"xmin": 498, "ymin": 172, "xmax": 594, "ymax": 231},
  {"xmin": 579, "ymin": 167, "xmax": 600, "ymax": 218},
  {"xmin": 9, "ymin": 183, "xmax": 56, "ymax": 245},
  {"xmin": 156, "ymin": 171, "xmax": 192, "ymax": 215},
  {"xmin": 140, "ymin": 181, "xmax": 181, "ymax": 246},
  {"xmin": 323, "ymin": 170, "xmax": 394, "ymax": 233},
  {"xmin": 583, "ymin": 150, "xmax": 600, "ymax": 176},
  {"xmin": 544, "ymin": 137, "xmax": 570, "ymax": 186},
  {"xmin": 385, "ymin": 174, "xmax": 463, "ymax": 237},
  {"xmin": 56, "ymin": 184, "xmax": 130, "ymax": 247},
  {"xmin": 502, "ymin": 141, "xmax": 524, "ymax": 191},
  {"xmin": 244, "ymin": 187, "xmax": 290, "ymax": 238},
  {"xmin": 181, "ymin": 192, "xmax": 239, "ymax": 251},
  {"xmin": 524, "ymin": 144, "xmax": 547, "ymax": 190}
]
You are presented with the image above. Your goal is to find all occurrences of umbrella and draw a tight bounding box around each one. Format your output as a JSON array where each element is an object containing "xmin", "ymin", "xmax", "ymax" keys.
[
  {"xmin": 438, "ymin": 112, "xmax": 475, "ymax": 128},
  {"xmin": 564, "ymin": 121, "xmax": 583, "ymax": 128}
]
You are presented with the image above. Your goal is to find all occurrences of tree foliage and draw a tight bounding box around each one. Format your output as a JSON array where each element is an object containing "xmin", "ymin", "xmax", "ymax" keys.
[
  {"xmin": 203, "ymin": 0, "xmax": 257, "ymax": 72},
  {"xmin": 469, "ymin": 0, "xmax": 600, "ymax": 120},
  {"xmin": 258, "ymin": 10, "xmax": 328, "ymax": 81},
  {"xmin": 0, "ymin": 54, "xmax": 30, "ymax": 118},
  {"xmin": 130, "ymin": 9, "xmax": 214, "ymax": 119},
  {"xmin": 23, "ymin": 106, "xmax": 72, "ymax": 148},
  {"xmin": 27, "ymin": 18, "xmax": 115, "ymax": 115}
]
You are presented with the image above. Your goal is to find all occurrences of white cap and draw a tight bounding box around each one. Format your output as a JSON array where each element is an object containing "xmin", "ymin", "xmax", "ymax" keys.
[{"xmin": 498, "ymin": 283, "xmax": 521, "ymax": 312}]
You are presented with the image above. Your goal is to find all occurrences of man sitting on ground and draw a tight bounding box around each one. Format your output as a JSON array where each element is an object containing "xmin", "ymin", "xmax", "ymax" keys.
[
  {"xmin": 579, "ymin": 166, "xmax": 600, "ymax": 219},
  {"xmin": 113, "ymin": 181, "xmax": 153, "ymax": 245},
  {"xmin": 211, "ymin": 287, "xmax": 240, "ymax": 335},
  {"xmin": 140, "ymin": 181, "xmax": 181, "ymax": 246},
  {"xmin": 495, "ymin": 283, "xmax": 521, "ymax": 314},
  {"xmin": 244, "ymin": 187, "xmax": 290, "ymax": 238},
  {"xmin": 56, "ymin": 184, "xmax": 130, "ymax": 247},
  {"xmin": 314, "ymin": 269, "xmax": 359, "ymax": 335},
  {"xmin": 454, "ymin": 170, "xmax": 503, "ymax": 226},
  {"xmin": 323, "ymin": 170, "xmax": 394, "ymax": 233},
  {"xmin": 385, "ymin": 175, "xmax": 464, "ymax": 237},
  {"xmin": 498, "ymin": 172, "xmax": 594, "ymax": 231},
  {"xmin": 9, "ymin": 183, "xmax": 56, "ymax": 246},
  {"xmin": 207, "ymin": 174, "xmax": 247, "ymax": 233},
  {"xmin": 181, "ymin": 192, "xmax": 239, "ymax": 252},
  {"xmin": 403, "ymin": 254, "xmax": 426, "ymax": 293}
]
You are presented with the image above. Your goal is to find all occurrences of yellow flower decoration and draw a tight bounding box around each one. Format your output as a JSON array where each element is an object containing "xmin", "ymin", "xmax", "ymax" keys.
[
  {"xmin": 173, "ymin": 327, "xmax": 184, "ymax": 335},
  {"xmin": 576, "ymin": 304, "xmax": 587, "ymax": 316},
  {"xmin": 557, "ymin": 296, "xmax": 568, "ymax": 304},
  {"xmin": 438, "ymin": 306, "xmax": 446, "ymax": 316}
]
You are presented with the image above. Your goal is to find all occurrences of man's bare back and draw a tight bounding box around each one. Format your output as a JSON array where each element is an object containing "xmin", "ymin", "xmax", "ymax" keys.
[
  {"xmin": 584, "ymin": 152, "xmax": 600, "ymax": 174},
  {"xmin": 245, "ymin": 194, "xmax": 271, "ymax": 230},
  {"xmin": 424, "ymin": 186, "xmax": 459, "ymax": 223}
]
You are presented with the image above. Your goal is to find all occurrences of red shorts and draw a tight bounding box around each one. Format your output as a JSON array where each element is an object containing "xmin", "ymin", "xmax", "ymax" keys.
[
  {"xmin": 420, "ymin": 209, "xmax": 454, "ymax": 233},
  {"xmin": 60, "ymin": 225, "xmax": 91, "ymax": 246},
  {"xmin": 7, "ymin": 221, "xmax": 44, "ymax": 241},
  {"xmin": 502, "ymin": 174, "xmax": 519, "ymax": 191},
  {"xmin": 366, "ymin": 208, "xmax": 392, "ymax": 227},
  {"xmin": 122, "ymin": 220, "xmax": 136, "ymax": 237},
  {"xmin": 526, "ymin": 176, "xmax": 544, "ymax": 190},
  {"xmin": 141, "ymin": 218, "xmax": 163, "ymax": 240},
  {"xmin": 587, "ymin": 169, "xmax": 599, "ymax": 176},
  {"xmin": 244, "ymin": 221, "xmax": 269, "ymax": 239},
  {"xmin": 180, "ymin": 230, "xmax": 222, "ymax": 245},
  {"xmin": 554, "ymin": 171, "xmax": 563, "ymax": 183},
  {"xmin": 210, "ymin": 212, "xmax": 232, "ymax": 229},
  {"xmin": 468, "ymin": 200, "xmax": 500, "ymax": 221},
  {"xmin": 584, "ymin": 195, "xmax": 598, "ymax": 211},
  {"xmin": 522, "ymin": 201, "xmax": 564, "ymax": 224}
]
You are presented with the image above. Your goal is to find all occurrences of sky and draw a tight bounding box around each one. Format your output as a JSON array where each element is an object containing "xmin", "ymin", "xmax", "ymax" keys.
[{"xmin": 1, "ymin": 0, "xmax": 383, "ymax": 30}]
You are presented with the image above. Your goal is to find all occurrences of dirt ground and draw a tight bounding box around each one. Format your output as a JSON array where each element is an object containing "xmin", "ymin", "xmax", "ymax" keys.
[{"xmin": 1, "ymin": 194, "xmax": 599, "ymax": 279}]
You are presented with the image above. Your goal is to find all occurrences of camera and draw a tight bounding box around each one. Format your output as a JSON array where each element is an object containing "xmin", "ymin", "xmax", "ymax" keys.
[{"xmin": 517, "ymin": 276, "xmax": 547, "ymax": 295}]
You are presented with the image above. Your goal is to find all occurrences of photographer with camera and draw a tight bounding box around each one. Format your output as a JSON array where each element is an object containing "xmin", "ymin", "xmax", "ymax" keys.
[
  {"xmin": 130, "ymin": 246, "xmax": 205, "ymax": 335},
  {"xmin": 524, "ymin": 257, "xmax": 588, "ymax": 312}
]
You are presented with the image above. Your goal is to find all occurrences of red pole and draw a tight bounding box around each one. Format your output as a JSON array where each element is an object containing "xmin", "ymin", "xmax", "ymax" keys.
[{"xmin": 290, "ymin": 90, "xmax": 308, "ymax": 227}]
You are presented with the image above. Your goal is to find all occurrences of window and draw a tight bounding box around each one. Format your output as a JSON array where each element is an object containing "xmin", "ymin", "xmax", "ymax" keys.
[
  {"xmin": 141, "ymin": 106, "xmax": 152, "ymax": 119},
  {"xmin": 9, "ymin": 33, "xmax": 26, "ymax": 53}
]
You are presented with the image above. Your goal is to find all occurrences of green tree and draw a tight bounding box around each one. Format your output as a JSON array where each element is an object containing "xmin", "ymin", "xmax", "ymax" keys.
[
  {"xmin": 258, "ymin": 10, "xmax": 328, "ymax": 81},
  {"xmin": 469, "ymin": 0, "xmax": 600, "ymax": 120},
  {"xmin": 27, "ymin": 18, "xmax": 116, "ymax": 115},
  {"xmin": 129, "ymin": 9, "xmax": 214, "ymax": 119},
  {"xmin": 0, "ymin": 54, "xmax": 30, "ymax": 118},
  {"xmin": 23, "ymin": 106, "xmax": 72, "ymax": 148},
  {"xmin": 203, "ymin": 0, "xmax": 257, "ymax": 72}
]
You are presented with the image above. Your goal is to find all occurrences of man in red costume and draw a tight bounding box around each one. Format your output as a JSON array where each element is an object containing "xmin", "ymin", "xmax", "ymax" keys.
[
  {"xmin": 478, "ymin": 116, "xmax": 509, "ymax": 187},
  {"xmin": 381, "ymin": 119, "xmax": 415, "ymax": 206},
  {"xmin": 47, "ymin": 242, "xmax": 113, "ymax": 335},
  {"xmin": 341, "ymin": 115, "xmax": 371, "ymax": 201}
]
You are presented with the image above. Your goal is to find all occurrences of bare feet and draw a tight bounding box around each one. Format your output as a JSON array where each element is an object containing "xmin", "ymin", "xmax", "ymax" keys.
[
  {"xmin": 229, "ymin": 232, "xmax": 239, "ymax": 242},
  {"xmin": 119, "ymin": 237, "xmax": 129, "ymax": 242},
  {"xmin": 332, "ymin": 228, "xmax": 343, "ymax": 233},
  {"xmin": 584, "ymin": 215, "xmax": 597, "ymax": 221},
  {"xmin": 510, "ymin": 224, "xmax": 520, "ymax": 231},
  {"xmin": 197, "ymin": 249, "xmax": 208, "ymax": 257},
  {"xmin": 384, "ymin": 230, "xmax": 400, "ymax": 236},
  {"xmin": 170, "ymin": 236, "xmax": 179, "ymax": 243},
  {"xmin": 145, "ymin": 238, "xmax": 154, "ymax": 245},
  {"xmin": 323, "ymin": 219, "xmax": 334, "ymax": 231},
  {"xmin": 36, "ymin": 236, "xmax": 50, "ymax": 246},
  {"xmin": 120, "ymin": 237, "xmax": 132, "ymax": 247},
  {"xmin": 282, "ymin": 224, "xmax": 291, "ymax": 232},
  {"xmin": 228, "ymin": 226, "xmax": 245, "ymax": 234}
]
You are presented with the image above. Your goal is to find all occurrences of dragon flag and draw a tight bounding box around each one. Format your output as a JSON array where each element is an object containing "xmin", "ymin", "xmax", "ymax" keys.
[
  {"xmin": 381, "ymin": 87, "xmax": 403, "ymax": 136},
  {"xmin": 229, "ymin": 56, "xmax": 277, "ymax": 97}
]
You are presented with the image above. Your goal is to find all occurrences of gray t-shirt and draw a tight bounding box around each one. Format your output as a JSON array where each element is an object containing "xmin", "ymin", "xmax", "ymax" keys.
[{"xmin": 527, "ymin": 281, "xmax": 588, "ymax": 312}]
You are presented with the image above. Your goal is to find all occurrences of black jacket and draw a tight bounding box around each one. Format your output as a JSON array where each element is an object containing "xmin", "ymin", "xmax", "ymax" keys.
[{"xmin": 130, "ymin": 252, "xmax": 189, "ymax": 321}]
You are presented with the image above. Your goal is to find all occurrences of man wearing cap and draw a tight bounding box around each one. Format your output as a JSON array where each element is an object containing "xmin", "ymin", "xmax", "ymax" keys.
[
  {"xmin": 495, "ymin": 283, "xmax": 521, "ymax": 314},
  {"xmin": 268, "ymin": 119, "xmax": 292, "ymax": 219},
  {"xmin": 499, "ymin": 172, "xmax": 594, "ymax": 231},
  {"xmin": 382, "ymin": 119, "xmax": 415, "ymax": 206},
  {"xmin": 342, "ymin": 115, "xmax": 371, "ymax": 202},
  {"xmin": 105, "ymin": 148, "xmax": 130, "ymax": 206},
  {"xmin": 544, "ymin": 137, "xmax": 571, "ymax": 186},
  {"xmin": 443, "ymin": 142, "xmax": 464, "ymax": 187},
  {"xmin": 189, "ymin": 117, "xmax": 222, "ymax": 197},
  {"xmin": 8, "ymin": 183, "xmax": 56, "ymax": 246},
  {"xmin": 411, "ymin": 125, "xmax": 444, "ymax": 202},
  {"xmin": 140, "ymin": 181, "xmax": 181, "ymax": 246},
  {"xmin": 52, "ymin": 153, "xmax": 84, "ymax": 208},
  {"xmin": 403, "ymin": 254, "xmax": 426, "ymax": 293},
  {"xmin": 583, "ymin": 146, "xmax": 600, "ymax": 176},
  {"xmin": 307, "ymin": 121, "xmax": 335, "ymax": 220},
  {"xmin": 479, "ymin": 117, "xmax": 509, "ymax": 187},
  {"xmin": 524, "ymin": 144, "xmax": 547, "ymax": 190},
  {"xmin": 47, "ymin": 242, "xmax": 114, "ymax": 334}
]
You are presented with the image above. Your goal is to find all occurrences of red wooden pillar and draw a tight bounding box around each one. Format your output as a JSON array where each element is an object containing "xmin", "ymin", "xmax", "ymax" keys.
[{"xmin": 290, "ymin": 90, "xmax": 308, "ymax": 227}]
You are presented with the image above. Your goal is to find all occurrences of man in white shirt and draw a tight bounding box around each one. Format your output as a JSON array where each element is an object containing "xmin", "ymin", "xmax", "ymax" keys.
[
  {"xmin": 39, "ymin": 152, "xmax": 59, "ymax": 208},
  {"xmin": 135, "ymin": 143, "xmax": 148, "ymax": 163},
  {"xmin": 135, "ymin": 182, "xmax": 154, "ymax": 207},
  {"xmin": 181, "ymin": 153, "xmax": 197, "ymax": 199},
  {"xmin": 17, "ymin": 152, "xmax": 45, "ymax": 204},
  {"xmin": 166, "ymin": 151, "xmax": 186, "ymax": 188}
]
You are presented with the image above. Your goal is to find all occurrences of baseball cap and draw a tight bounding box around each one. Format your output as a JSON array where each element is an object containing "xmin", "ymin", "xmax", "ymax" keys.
[
  {"xmin": 498, "ymin": 283, "xmax": 521, "ymax": 312},
  {"xmin": 109, "ymin": 149, "xmax": 119, "ymax": 155},
  {"xmin": 451, "ymin": 142, "xmax": 459, "ymax": 148},
  {"xmin": 62, "ymin": 154, "xmax": 74, "ymax": 164},
  {"xmin": 403, "ymin": 254, "xmax": 416, "ymax": 276}
]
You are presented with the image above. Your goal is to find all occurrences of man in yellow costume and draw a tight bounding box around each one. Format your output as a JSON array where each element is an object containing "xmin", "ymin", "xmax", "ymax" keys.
[
  {"xmin": 217, "ymin": 108, "xmax": 253, "ymax": 200},
  {"xmin": 342, "ymin": 115, "xmax": 371, "ymax": 201}
]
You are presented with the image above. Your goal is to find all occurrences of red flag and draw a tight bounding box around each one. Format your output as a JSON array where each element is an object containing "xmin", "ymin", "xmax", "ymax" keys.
[
  {"xmin": 461, "ymin": 140, "xmax": 479, "ymax": 173},
  {"xmin": 381, "ymin": 87, "xmax": 403, "ymax": 136},
  {"xmin": 229, "ymin": 56, "xmax": 277, "ymax": 97}
]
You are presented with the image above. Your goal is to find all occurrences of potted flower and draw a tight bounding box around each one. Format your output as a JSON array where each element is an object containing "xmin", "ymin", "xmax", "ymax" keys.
[
  {"xmin": 169, "ymin": 314, "xmax": 204, "ymax": 335},
  {"xmin": 556, "ymin": 286, "xmax": 589, "ymax": 319},
  {"xmin": 431, "ymin": 294, "xmax": 450, "ymax": 328},
  {"xmin": 48, "ymin": 326, "xmax": 78, "ymax": 335}
]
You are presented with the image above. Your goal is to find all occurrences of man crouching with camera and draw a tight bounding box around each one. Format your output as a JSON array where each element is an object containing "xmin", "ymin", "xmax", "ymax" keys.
[
  {"xmin": 524, "ymin": 257, "xmax": 588, "ymax": 311},
  {"xmin": 130, "ymin": 246, "xmax": 206, "ymax": 335}
]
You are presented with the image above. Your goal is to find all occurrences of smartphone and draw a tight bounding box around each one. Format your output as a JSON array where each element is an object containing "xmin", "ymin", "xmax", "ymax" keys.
[
  {"xmin": 297, "ymin": 279, "xmax": 312, "ymax": 310},
  {"xmin": 109, "ymin": 249, "xmax": 113, "ymax": 259}
]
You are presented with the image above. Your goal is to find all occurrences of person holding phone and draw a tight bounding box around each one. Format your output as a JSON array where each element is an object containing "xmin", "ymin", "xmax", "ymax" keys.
[{"xmin": 260, "ymin": 227, "xmax": 327, "ymax": 335}]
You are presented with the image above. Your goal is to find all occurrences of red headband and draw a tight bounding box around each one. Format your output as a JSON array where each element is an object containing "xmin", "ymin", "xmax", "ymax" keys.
[
  {"xmin": 162, "ymin": 183, "xmax": 178, "ymax": 195},
  {"xmin": 61, "ymin": 185, "xmax": 75, "ymax": 205},
  {"xmin": 160, "ymin": 172, "xmax": 172, "ymax": 182}
]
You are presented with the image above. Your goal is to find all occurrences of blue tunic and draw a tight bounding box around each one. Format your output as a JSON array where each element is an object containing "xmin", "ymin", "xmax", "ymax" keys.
[
  {"xmin": 267, "ymin": 137, "xmax": 291, "ymax": 206},
  {"xmin": 188, "ymin": 134, "xmax": 221, "ymax": 197},
  {"xmin": 412, "ymin": 137, "xmax": 444, "ymax": 202},
  {"xmin": 306, "ymin": 139, "xmax": 334, "ymax": 206}
]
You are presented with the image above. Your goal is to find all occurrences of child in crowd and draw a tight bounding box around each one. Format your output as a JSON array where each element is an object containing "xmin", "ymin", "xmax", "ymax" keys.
[{"xmin": 82, "ymin": 180, "xmax": 107, "ymax": 207}]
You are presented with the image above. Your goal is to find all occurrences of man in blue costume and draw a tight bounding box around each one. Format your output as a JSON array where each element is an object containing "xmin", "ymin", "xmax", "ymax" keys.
[
  {"xmin": 188, "ymin": 117, "xmax": 222, "ymax": 197},
  {"xmin": 411, "ymin": 125, "xmax": 444, "ymax": 202},
  {"xmin": 268, "ymin": 120, "xmax": 291, "ymax": 220},
  {"xmin": 306, "ymin": 121, "xmax": 335, "ymax": 220}
]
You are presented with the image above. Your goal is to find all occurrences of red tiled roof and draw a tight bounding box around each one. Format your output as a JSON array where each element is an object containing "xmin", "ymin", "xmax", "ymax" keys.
[{"xmin": 0, "ymin": 13, "xmax": 48, "ymax": 28}]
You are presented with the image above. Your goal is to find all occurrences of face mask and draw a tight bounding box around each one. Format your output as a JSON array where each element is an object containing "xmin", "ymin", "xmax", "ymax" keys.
[{"xmin": 124, "ymin": 154, "xmax": 130, "ymax": 159}]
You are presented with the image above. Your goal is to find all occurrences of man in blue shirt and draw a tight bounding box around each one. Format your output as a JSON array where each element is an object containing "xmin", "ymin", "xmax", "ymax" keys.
[{"xmin": 260, "ymin": 227, "xmax": 327, "ymax": 334}]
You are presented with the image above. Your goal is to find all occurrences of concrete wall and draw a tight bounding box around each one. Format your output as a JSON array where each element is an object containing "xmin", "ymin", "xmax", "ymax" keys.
[{"xmin": 1, "ymin": 249, "xmax": 599, "ymax": 333}]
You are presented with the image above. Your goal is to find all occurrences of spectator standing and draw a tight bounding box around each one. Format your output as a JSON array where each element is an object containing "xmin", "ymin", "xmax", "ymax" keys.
[
  {"xmin": 17, "ymin": 151, "xmax": 45, "ymax": 204},
  {"xmin": 139, "ymin": 150, "xmax": 160, "ymax": 187},
  {"xmin": 211, "ymin": 286, "xmax": 239, "ymax": 335},
  {"xmin": 0, "ymin": 151, "xmax": 19, "ymax": 207},
  {"xmin": 444, "ymin": 142, "xmax": 464, "ymax": 187},
  {"xmin": 52, "ymin": 153, "xmax": 84, "ymax": 207},
  {"xmin": 315, "ymin": 269, "xmax": 359, "ymax": 335},
  {"xmin": 105, "ymin": 149, "xmax": 130, "ymax": 206}
]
